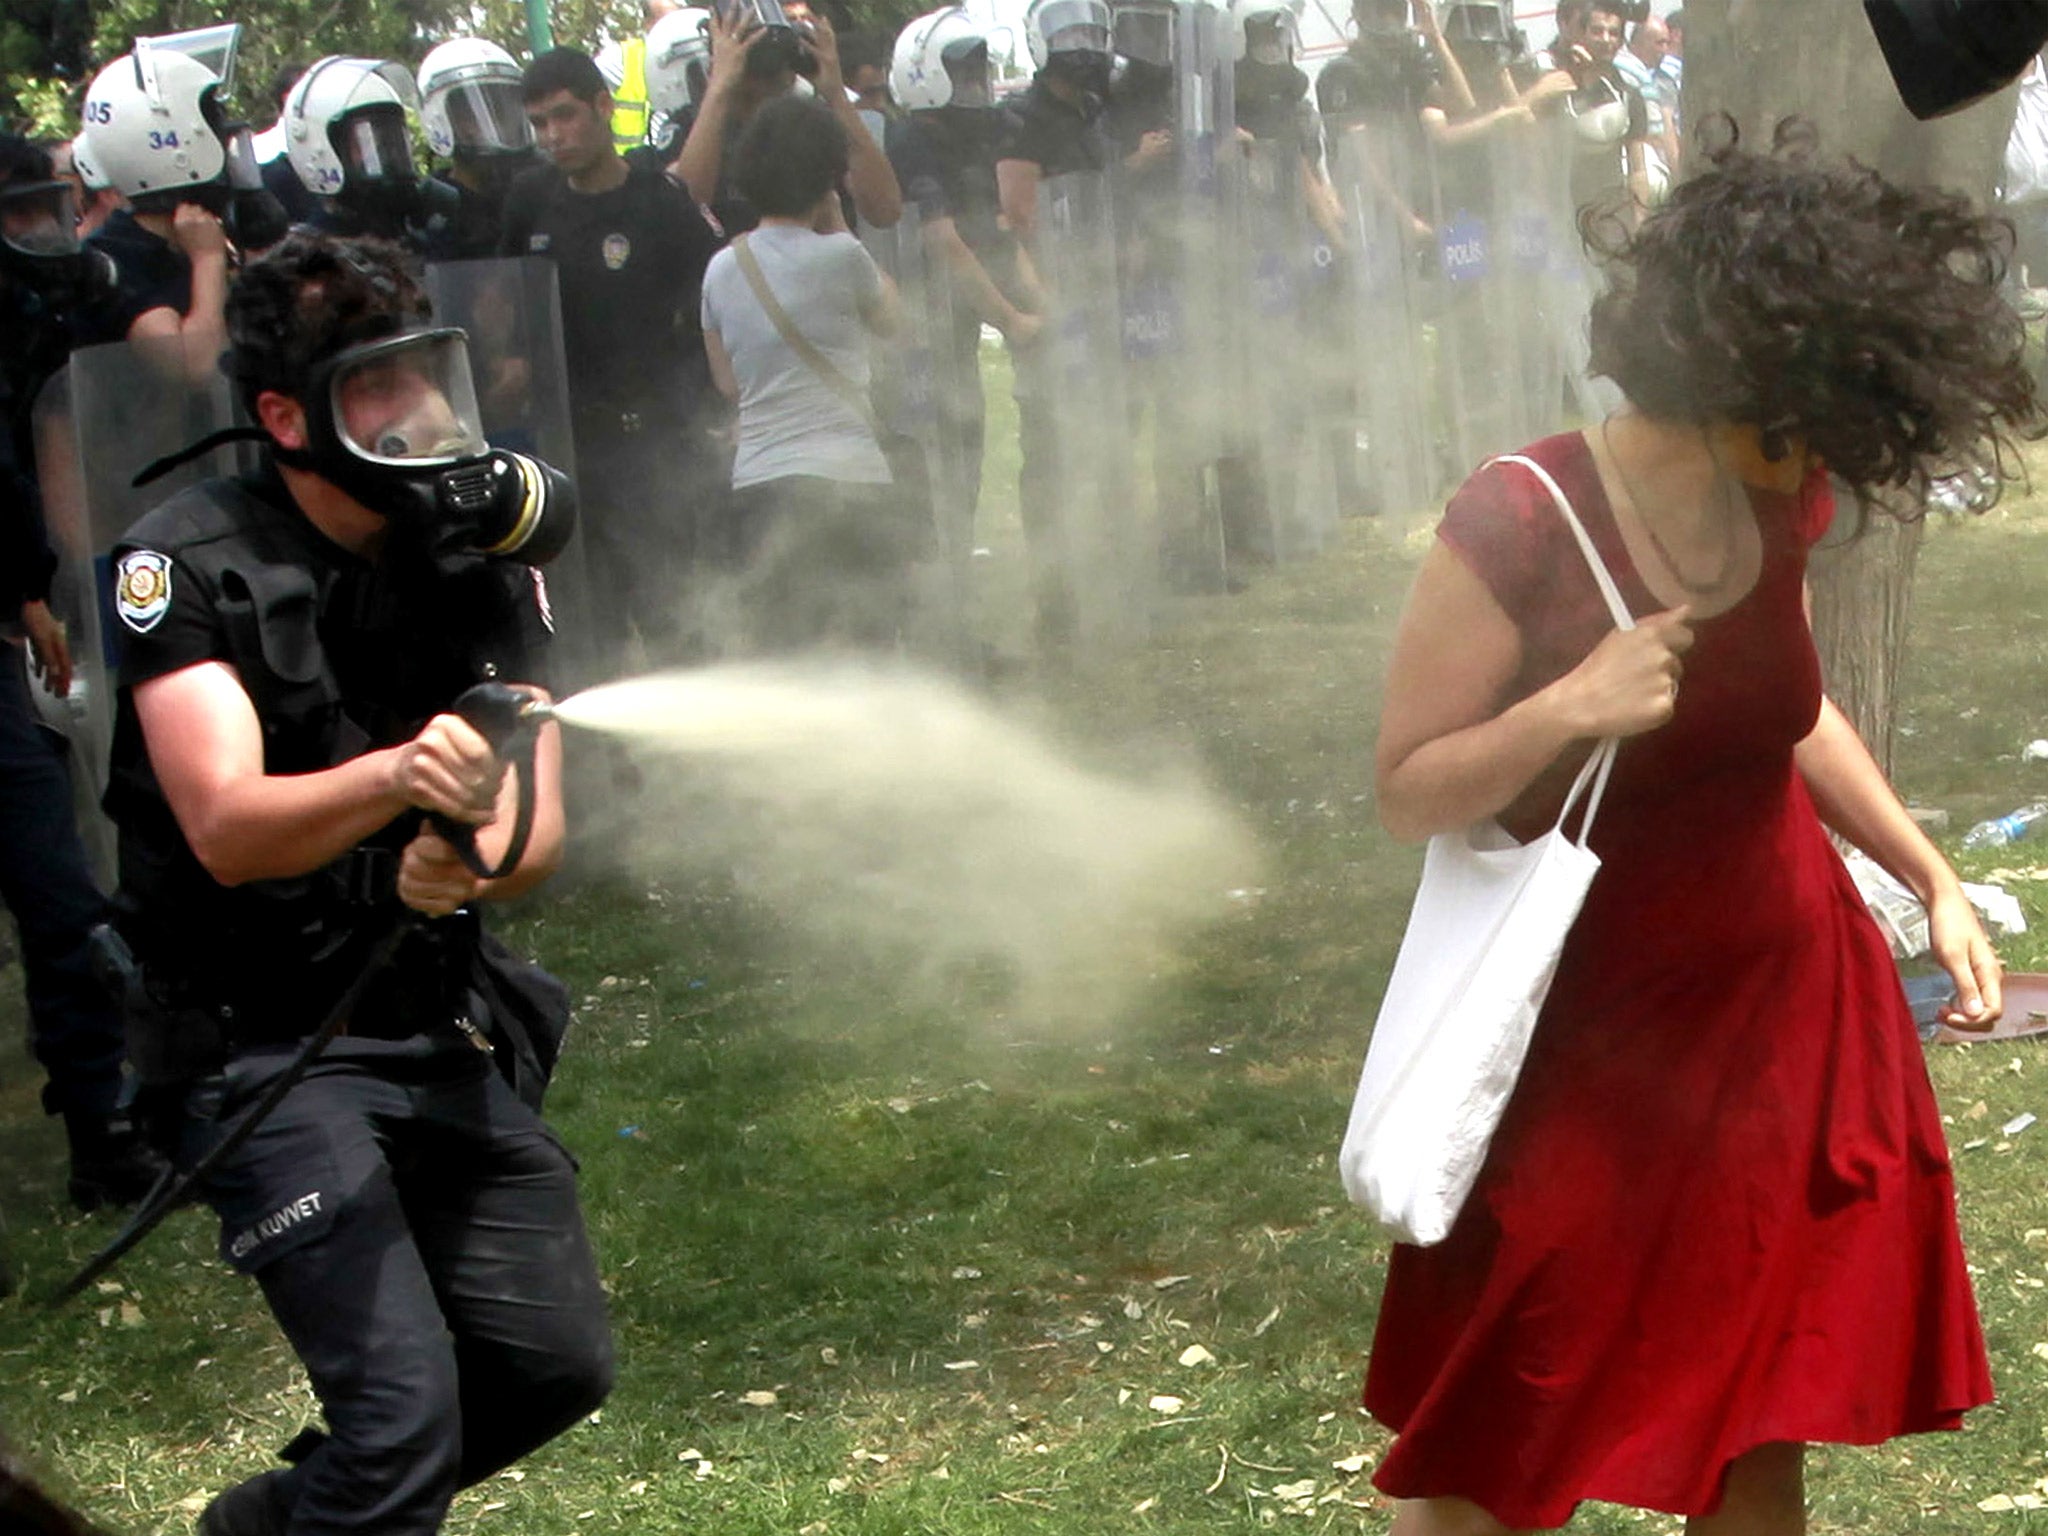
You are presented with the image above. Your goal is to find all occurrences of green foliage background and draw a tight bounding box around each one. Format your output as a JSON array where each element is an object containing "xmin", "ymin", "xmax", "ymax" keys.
[{"xmin": 2, "ymin": 0, "xmax": 930, "ymax": 138}]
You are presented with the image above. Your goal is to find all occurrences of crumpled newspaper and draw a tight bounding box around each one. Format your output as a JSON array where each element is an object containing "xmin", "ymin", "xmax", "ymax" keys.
[{"xmin": 1841, "ymin": 849, "xmax": 2026, "ymax": 960}]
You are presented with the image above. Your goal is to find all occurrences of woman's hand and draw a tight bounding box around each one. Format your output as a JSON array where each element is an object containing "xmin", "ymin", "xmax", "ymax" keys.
[
  {"xmin": 1927, "ymin": 886, "xmax": 2003, "ymax": 1030},
  {"xmin": 1549, "ymin": 607, "xmax": 1694, "ymax": 739},
  {"xmin": 398, "ymin": 825, "xmax": 485, "ymax": 918}
]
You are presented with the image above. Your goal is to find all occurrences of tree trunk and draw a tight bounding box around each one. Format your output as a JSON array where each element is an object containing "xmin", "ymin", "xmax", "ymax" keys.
[{"xmin": 1681, "ymin": 0, "xmax": 2017, "ymax": 772}]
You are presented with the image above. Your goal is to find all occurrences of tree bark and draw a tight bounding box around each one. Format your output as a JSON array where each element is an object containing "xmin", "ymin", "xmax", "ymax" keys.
[{"xmin": 1680, "ymin": 0, "xmax": 2017, "ymax": 773}]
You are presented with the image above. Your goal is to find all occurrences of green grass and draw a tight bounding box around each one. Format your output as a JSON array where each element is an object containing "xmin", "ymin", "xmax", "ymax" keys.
[{"xmin": 15, "ymin": 438, "xmax": 2048, "ymax": 1534}]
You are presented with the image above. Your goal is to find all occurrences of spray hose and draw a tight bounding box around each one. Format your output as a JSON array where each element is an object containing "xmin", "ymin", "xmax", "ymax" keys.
[{"xmin": 46, "ymin": 682, "xmax": 557, "ymax": 1307}]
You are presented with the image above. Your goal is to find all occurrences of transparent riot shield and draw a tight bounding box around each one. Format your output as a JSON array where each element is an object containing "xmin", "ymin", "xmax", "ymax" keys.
[
  {"xmin": 423, "ymin": 256, "xmax": 600, "ymax": 686},
  {"xmin": 858, "ymin": 204, "xmax": 975, "ymax": 662},
  {"xmin": 1329, "ymin": 115, "xmax": 1434, "ymax": 519},
  {"xmin": 1236, "ymin": 132, "xmax": 1337, "ymax": 563},
  {"xmin": 32, "ymin": 345, "xmax": 247, "ymax": 883},
  {"xmin": 1427, "ymin": 121, "xmax": 1529, "ymax": 481},
  {"xmin": 1115, "ymin": 0, "xmax": 1244, "ymax": 593},
  {"xmin": 1031, "ymin": 170, "xmax": 1146, "ymax": 648}
]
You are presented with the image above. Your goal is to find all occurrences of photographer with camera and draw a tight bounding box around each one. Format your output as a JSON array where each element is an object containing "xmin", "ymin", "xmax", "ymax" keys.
[
  {"xmin": 668, "ymin": 0, "xmax": 902, "ymax": 234},
  {"xmin": 103, "ymin": 231, "xmax": 611, "ymax": 1536}
]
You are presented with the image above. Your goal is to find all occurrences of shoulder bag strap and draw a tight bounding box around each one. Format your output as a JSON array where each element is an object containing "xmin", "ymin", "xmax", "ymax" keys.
[
  {"xmin": 1489, "ymin": 452, "xmax": 1639, "ymax": 845},
  {"xmin": 730, "ymin": 233, "xmax": 881, "ymax": 436}
]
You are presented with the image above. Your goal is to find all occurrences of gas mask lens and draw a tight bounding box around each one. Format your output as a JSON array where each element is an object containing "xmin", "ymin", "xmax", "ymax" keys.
[
  {"xmin": 443, "ymin": 79, "xmax": 535, "ymax": 153},
  {"xmin": 942, "ymin": 38, "xmax": 994, "ymax": 107},
  {"xmin": 339, "ymin": 106, "xmax": 418, "ymax": 186},
  {"xmin": 0, "ymin": 180, "xmax": 81, "ymax": 258},
  {"xmin": 331, "ymin": 331, "xmax": 490, "ymax": 467}
]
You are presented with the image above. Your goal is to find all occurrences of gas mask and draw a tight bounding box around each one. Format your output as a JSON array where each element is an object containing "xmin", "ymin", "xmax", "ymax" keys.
[
  {"xmin": 1048, "ymin": 47, "xmax": 1116, "ymax": 96},
  {"xmin": 0, "ymin": 177, "xmax": 117, "ymax": 308},
  {"xmin": 942, "ymin": 38, "xmax": 995, "ymax": 109},
  {"xmin": 295, "ymin": 328, "xmax": 578, "ymax": 564},
  {"xmin": 218, "ymin": 123, "xmax": 292, "ymax": 251}
]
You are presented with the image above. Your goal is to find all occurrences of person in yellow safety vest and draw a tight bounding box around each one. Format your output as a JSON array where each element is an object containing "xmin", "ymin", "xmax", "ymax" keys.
[{"xmin": 598, "ymin": 0, "xmax": 683, "ymax": 147}]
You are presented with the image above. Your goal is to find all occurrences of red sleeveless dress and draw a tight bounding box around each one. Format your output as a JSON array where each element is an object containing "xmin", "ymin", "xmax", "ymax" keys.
[{"xmin": 1363, "ymin": 433, "xmax": 1991, "ymax": 1527}]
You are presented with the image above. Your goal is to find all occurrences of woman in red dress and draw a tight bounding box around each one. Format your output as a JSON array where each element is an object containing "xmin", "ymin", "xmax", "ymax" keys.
[{"xmin": 1367, "ymin": 129, "xmax": 2040, "ymax": 1533}]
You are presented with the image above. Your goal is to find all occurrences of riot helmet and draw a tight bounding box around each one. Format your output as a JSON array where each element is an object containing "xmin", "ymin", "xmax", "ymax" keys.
[
  {"xmin": 647, "ymin": 9, "xmax": 718, "ymax": 117},
  {"xmin": 80, "ymin": 48, "xmax": 234, "ymax": 202},
  {"xmin": 418, "ymin": 39, "xmax": 535, "ymax": 162},
  {"xmin": 1440, "ymin": 0, "xmax": 1521, "ymax": 67},
  {"xmin": 892, "ymin": 8, "xmax": 995, "ymax": 110},
  {"xmin": 0, "ymin": 136, "xmax": 117, "ymax": 304},
  {"xmin": 1112, "ymin": 0, "xmax": 1177, "ymax": 67},
  {"xmin": 1232, "ymin": 0, "xmax": 1300, "ymax": 64},
  {"xmin": 1866, "ymin": 0, "xmax": 2048, "ymax": 118},
  {"xmin": 1026, "ymin": 0, "xmax": 1115, "ymax": 67},
  {"xmin": 285, "ymin": 57, "xmax": 424, "ymax": 203}
]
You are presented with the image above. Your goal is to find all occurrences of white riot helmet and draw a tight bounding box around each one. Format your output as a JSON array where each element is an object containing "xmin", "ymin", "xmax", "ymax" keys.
[
  {"xmin": 646, "ymin": 9, "xmax": 716, "ymax": 117},
  {"xmin": 418, "ymin": 38, "xmax": 533, "ymax": 160},
  {"xmin": 1024, "ymin": 0, "xmax": 1114, "ymax": 68},
  {"xmin": 1230, "ymin": 0, "xmax": 1299, "ymax": 63},
  {"xmin": 79, "ymin": 48, "xmax": 234, "ymax": 200},
  {"xmin": 892, "ymin": 9, "xmax": 995, "ymax": 110},
  {"xmin": 70, "ymin": 133, "xmax": 111, "ymax": 192},
  {"xmin": 284, "ymin": 56, "xmax": 422, "ymax": 200}
]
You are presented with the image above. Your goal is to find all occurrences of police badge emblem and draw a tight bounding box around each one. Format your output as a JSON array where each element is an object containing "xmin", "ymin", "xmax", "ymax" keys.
[
  {"xmin": 602, "ymin": 232, "xmax": 631, "ymax": 271},
  {"xmin": 115, "ymin": 550, "xmax": 174, "ymax": 634}
]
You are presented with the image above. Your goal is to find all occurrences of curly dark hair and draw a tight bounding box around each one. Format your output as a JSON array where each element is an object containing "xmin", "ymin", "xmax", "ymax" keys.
[
  {"xmin": 733, "ymin": 94, "xmax": 849, "ymax": 219},
  {"xmin": 1586, "ymin": 118, "xmax": 2039, "ymax": 512},
  {"xmin": 223, "ymin": 231, "xmax": 430, "ymax": 414}
]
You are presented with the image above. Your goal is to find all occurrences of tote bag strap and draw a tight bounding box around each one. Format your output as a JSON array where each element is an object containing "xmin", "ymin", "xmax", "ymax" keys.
[
  {"xmin": 1488, "ymin": 452, "xmax": 1636, "ymax": 847},
  {"xmin": 731, "ymin": 233, "xmax": 882, "ymax": 437}
]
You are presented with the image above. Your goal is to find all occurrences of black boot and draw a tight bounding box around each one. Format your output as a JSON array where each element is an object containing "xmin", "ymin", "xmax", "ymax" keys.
[
  {"xmin": 196, "ymin": 1468, "xmax": 295, "ymax": 1536},
  {"xmin": 64, "ymin": 1111, "xmax": 167, "ymax": 1213}
]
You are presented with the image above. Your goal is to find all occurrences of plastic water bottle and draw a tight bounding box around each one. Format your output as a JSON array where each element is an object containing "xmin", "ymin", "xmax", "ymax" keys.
[{"xmin": 1961, "ymin": 802, "xmax": 2048, "ymax": 849}]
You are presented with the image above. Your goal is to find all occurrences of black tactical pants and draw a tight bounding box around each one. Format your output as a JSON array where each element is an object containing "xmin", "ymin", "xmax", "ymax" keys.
[
  {"xmin": 0, "ymin": 658, "xmax": 125, "ymax": 1121},
  {"xmin": 194, "ymin": 1045, "xmax": 613, "ymax": 1535}
]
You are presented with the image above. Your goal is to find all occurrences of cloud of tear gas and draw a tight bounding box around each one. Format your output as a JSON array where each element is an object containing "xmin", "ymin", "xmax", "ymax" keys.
[{"xmin": 553, "ymin": 659, "xmax": 1261, "ymax": 1029}]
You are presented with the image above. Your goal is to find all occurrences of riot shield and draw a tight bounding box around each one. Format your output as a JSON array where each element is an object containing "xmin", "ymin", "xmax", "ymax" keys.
[
  {"xmin": 1426, "ymin": 120, "xmax": 1529, "ymax": 481},
  {"xmin": 857, "ymin": 204, "xmax": 976, "ymax": 662},
  {"xmin": 1329, "ymin": 115, "xmax": 1434, "ymax": 519},
  {"xmin": 1112, "ymin": 0, "xmax": 1246, "ymax": 593},
  {"xmin": 1028, "ymin": 169, "xmax": 1146, "ymax": 648},
  {"xmin": 1235, "ymin": 132, "xmax": 1338, "ymax": 562},
  {"xmin": 1499, "ymin": 109, "xmax": 1580, "ymax": 443},
  {"xmin": 422, "ymin": 256, "xmax": 602, "ymax": 685},
  {"xmin": 32, "ymin": 344, "xmax": 247, "ymax": 883}
]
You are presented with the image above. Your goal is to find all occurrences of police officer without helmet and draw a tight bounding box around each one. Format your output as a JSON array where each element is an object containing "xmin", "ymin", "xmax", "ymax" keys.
[
  {"xmin": 502, "ymin": 46, "xmax": 723, "ymax": 663},
  {"xmin": 104, "ymin": 231, "xmax": 611, "ymax": 1536},
  {"xmin": 0, "ymin": 134, "xmax": 161, "ymax": 1219}
]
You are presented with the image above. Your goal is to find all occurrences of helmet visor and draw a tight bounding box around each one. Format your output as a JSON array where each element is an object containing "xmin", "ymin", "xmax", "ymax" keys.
[
  {"xmin": 443, "ymin": 79, "xmax": 534, "ymax": 152},
  {"xmin": 1112, "ymin": 7, "xmax": 1174, "ymax": 64},
  {"xmin": 221, "ymin": 125, "xmax": 267, "ymax": 191},
  {"xmin": 941, "ymin": 38, "xmax": 994, "ymax": 105},
  {"xmin": 330, "ymin": 330, "xmax": 489, "ymax": 466},
  {"xmin": 0, "ymin": 180, "xmax": 82, "ymax": 259},
  {"xmin": 1036, "ymin": 0, "xmax": 1113, "ymax": 54},
  {"xmin": 340, "ymin": 105, "xmax": 419, "ymax": 185}
]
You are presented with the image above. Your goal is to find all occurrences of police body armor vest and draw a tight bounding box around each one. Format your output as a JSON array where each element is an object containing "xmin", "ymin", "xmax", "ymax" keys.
[{"xmin": 106, "ymin": 475, "xmax": 475, "ymax": 1039}]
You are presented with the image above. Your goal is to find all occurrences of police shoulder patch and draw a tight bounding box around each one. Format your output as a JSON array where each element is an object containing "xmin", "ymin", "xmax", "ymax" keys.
[{"xmin": 115, "ymin": 549, "xmax": 174, "ymax": 634}]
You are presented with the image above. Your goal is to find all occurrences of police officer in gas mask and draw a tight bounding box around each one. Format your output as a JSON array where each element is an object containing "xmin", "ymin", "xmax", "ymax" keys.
[
  {"xmin": 0, "ymin": 135, "xmax": 163, "ymax": 1218},
  {"xmin": 103, "ymin": 230, "xmax": 610, "ymax": 1536},
  {"xmin": 418, "ymin": 39, "xmax": 544, "ymax": 260},
  {"xmin": 286, "ymin": 56, "xmax": 469, "ymax": 257}
]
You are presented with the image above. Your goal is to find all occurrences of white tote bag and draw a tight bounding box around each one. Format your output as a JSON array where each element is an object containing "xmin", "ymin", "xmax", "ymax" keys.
[{"xmin": 1339, "ymin": 454, "xmax": 1636, "ymax": 1247}]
